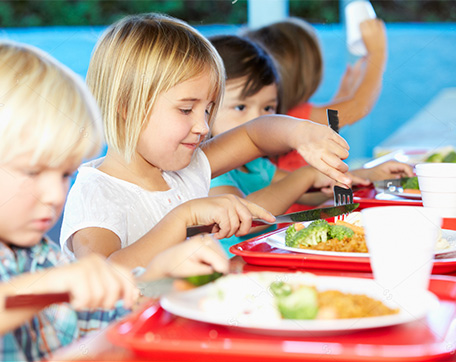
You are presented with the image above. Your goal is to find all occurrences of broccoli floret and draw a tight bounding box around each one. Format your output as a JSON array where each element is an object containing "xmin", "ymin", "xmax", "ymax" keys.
[
  {"xmin": 443, "ymin": 151, "xmax": 456, "ymax": 163},
  {"xmin": 270, "ymin": 281, "xmax": 292, "ymax": 298},
  {"xmin": 275, "ymin": 285, "xmax": 319, "ymax": 320},
  {"xmin": 425, "ymin": 152, "xmax": 444, "ymax": 163},
  {"xmin": 328, "ymin": 224, "xmax": 354, "ymax": 240},
  {"xmin": 401, "ymin": 176, "xmax": 419, "ymax": 190},
  {"xmin": 285, "ymin": 224, "xmax": 299, "ymax": 244},
  {"xmin": 286, "ymin": 220, "xmax": 330, "ymax": 248}
]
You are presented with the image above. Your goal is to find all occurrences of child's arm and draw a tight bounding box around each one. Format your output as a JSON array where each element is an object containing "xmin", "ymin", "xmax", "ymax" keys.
[
  {"xmin": 309, "ymin": 18, "xmax": 387, "ymax": 127},
  {"xmin": 139, "ymin": 234, "xmax": 228, "ymax": 281},
  {"xmin": 351, "ymin": 161, "xmax": 414, "ymax": 182},
  {"xmin": 203, "ymin": 114, "xmax": 351, "ymax": 185},
  {"xmin": 209, "ymin": 166, "xmax": 330, "ymax": 217},
  {"xmin": 0, "ymin": 254, "xmax": 138, "ymax": 334},
  {"xmin": 71, "ymin": 195, "xmax": 275, "ymax": 268}
]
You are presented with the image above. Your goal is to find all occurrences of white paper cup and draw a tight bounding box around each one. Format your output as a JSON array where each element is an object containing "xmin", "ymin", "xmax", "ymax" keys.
[
  {"xmin": 361, "ymin": 206, "xmax": 441, "ymax": 299},
  {"xmin": 345, "ymin": 0, "xmax": 376, "ymax": 56},
  {"xmin": 416, "ymin": 163, "xmax": 456, "ymax": 217}
]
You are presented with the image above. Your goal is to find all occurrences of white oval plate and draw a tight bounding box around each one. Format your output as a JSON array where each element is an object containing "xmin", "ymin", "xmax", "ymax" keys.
[
  {"xmin": 160, "ymin": 273, "xmax": 439, "ymax": 336},
  {"xmin": 265, "ymin": 226, "xmax": 456, "ymax": 258}
]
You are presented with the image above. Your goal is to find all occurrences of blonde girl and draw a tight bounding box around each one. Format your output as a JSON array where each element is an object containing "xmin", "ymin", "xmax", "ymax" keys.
[
  {"xmin": 61, "ymin": 13, "xmax": 351, "ymax": 269},
  {"xmin": 0, "ymin": 41, "xmax": 229, "ymax": 361}
]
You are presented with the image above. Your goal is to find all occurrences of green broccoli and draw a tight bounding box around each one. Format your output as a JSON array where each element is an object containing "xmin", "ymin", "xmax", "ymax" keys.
[
  {"xmin": 270, "ymin": 281, "xmax": 292, "ymax": 298},
  {"xmin": 275, "ymin": 285, "xmax": 319, "ymax": 320},
  {"xmin": 328, "ymin": 224, "xmax": 354, "ymax": 240},
  {"xmin": 401, "ymin": 176, "xmax": 419, "ymax": 190},
  {"xmin": 425, "ymin": 152, "xmax": 444, "ymax": 163},
  {"xmin": 285, "ymin": 219, "xmax": 330, "ymax": 248},
  {"xmin": 285, "ymin": 224, "xmax": 299, "ymax": 244},
  {"xmin": 443, "ymin": 151, "xmax": 456, "ymax": 163}
]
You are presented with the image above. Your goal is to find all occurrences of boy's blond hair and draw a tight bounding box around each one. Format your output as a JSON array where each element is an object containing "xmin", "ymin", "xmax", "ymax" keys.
[
  {"xmin": 87, "ymin": 13, "xmax": 225, "ymax": 162},
  {"xmin": 0, "ymin": 41, "xmax": 103, "ymax": 166},
  {"xmin": 245, "ymin": 17, "xmax": 323, "ymax": 114}
]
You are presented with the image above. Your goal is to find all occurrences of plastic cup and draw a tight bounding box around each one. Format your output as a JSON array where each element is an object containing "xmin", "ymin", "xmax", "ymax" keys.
[
  {"xmin": 345, "ymin": 0, "xmax": 376, "ymax": 56},
  {"xmin": 361, "ymin": 206, "xmax": 441, "ymax": 299},
  {"xmin": 416, "ymin": 163, "xmax": 456, "ymax": 219}
]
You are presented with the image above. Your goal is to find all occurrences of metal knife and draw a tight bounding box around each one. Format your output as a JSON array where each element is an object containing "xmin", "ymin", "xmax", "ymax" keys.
[{"xmin": 186, "ymin": 203, "xmax": 359, "ymax": 237}]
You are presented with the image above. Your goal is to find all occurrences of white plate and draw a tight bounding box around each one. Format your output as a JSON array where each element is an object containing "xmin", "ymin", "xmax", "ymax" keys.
[
  {"xmin": 160, "ymin": 273, "xmax": 439, "ymax": 336},
  {"xmin": 265, "ymin": 225, "xmax": 456, "ymax": 258},
  {"xmin": 375, "ymin": 189, "xmax": 422, "ymax": 200}
]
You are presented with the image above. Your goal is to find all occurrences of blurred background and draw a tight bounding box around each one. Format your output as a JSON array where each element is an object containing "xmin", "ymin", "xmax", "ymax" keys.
[{"xmin": 0, "ymin": 0, "xmax": 455, "ymax": 166}]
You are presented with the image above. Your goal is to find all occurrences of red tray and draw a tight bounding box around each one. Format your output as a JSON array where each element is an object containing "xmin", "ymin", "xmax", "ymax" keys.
[
  {"xmin": 229, "ymin": 229, "xmax": 456, "ymax": 274},
  {"xmin": 107, "ymin": 275, "xmax": 456, "ymax": 362},
  {"xmin": 353, "ymin": 185, "xmax": 423, "ymax": 209}
]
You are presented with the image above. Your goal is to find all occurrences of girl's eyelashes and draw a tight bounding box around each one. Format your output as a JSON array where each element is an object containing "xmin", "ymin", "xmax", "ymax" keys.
[
  {"xmin": 234, "ymin": 104, "xmax": 246, "ymax": 111},
  {"xmin": 179, "ymin": 108, "xmax": 193, "ymax": 115}
]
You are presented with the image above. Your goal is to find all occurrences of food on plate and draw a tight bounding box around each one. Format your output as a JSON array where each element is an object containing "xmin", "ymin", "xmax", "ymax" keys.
[
  {"xmin": 200, "ymin": 272, "xmax": 399, "ymax": 322},
  {"xmin": 284, "ymin": 212, "xmax": 451, "ymax": 252},
  {"xmin": 401, "ymin": 176, "xmax": 419, "ymax": 190},
  {"xmin": 285, "ymin": 218, "xmax": 367, "ymax": 253},
  {"xmin": 425, "ymin": 147, "xmax": 456, "ymax": 163}
]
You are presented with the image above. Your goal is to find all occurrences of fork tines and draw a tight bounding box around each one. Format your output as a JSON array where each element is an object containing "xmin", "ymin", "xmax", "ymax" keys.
[{"xmin": 334, "ymin": 185, "xmax": 354, "ymax": 206}]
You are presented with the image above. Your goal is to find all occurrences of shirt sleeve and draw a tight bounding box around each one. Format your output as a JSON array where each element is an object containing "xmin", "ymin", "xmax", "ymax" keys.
[{"xmin": 210, "ymin": 170, "xmax": 239, "ymax": 189}]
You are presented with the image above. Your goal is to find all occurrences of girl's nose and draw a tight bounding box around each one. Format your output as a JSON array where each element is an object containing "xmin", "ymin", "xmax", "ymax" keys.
[{"xmin": 193, "ymin": 115, "xmax": 210, "ymax": 135}]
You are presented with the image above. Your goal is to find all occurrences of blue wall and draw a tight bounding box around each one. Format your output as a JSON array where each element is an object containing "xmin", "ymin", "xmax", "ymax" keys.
[{"xmin": 1, "ymin": 22, "xmax": 455, "ymax": 165}]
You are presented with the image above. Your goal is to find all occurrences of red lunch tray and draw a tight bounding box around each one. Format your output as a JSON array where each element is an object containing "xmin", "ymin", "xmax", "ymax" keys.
[
  {"xmin": 229, "ymin": 228, "xmax": 456, "ymax": 274},
  {"xmin": 353, "ymin": 184, "xmax": 423, "ymax": 209},
  {"xmin": 107, "ymin": 275, "xmax": 456, "ymax": 362}
]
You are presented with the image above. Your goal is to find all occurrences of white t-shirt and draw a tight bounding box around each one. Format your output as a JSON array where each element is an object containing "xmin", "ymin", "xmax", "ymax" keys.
[{"xmin": 60, "ymin": 148, "xmax": 211, "ymax": 259}]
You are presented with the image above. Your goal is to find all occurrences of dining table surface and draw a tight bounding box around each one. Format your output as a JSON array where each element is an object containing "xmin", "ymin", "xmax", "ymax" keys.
[{"xmin": 49, "ymin": 250, "xmax": 456, "ymax": 362}]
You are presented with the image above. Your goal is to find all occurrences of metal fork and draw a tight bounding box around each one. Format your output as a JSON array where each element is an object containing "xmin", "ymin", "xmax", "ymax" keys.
[
  {"xmin": 327, "ymin": 109, "xmax": 353, "ymax": 222},
  {"xmin": 334, "ymin": 186, "xmax": 354, "ymax": 222}
]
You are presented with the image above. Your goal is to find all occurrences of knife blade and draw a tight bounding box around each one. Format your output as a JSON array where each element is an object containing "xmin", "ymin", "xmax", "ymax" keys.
[{"xmin": 186, "ymin": 203, "xmax": 359, "ymax": 237}]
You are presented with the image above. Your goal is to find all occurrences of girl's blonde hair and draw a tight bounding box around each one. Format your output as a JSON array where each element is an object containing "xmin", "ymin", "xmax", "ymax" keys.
[
  {"xmin": 245, "ymin": 17, "xmax": 323, "ymax": 114},
  {"xmin": 87, "ymin": 13, "xmax": 225, "ymax": 162},
  {"xmin": 0, "ymin": 41, "xmax": 103, "ymax": 166}
]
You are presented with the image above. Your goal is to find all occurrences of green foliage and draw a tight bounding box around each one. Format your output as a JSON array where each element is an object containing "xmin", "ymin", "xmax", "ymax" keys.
[{"xmin": 0, "ymin": 0, "xmax": 453, "ymax": 27}]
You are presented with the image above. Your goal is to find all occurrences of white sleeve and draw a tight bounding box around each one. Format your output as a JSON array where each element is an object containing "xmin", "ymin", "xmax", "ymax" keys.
[{"xmin": 60, "ymin": 174, "xmax": 127, "ymax": 259}]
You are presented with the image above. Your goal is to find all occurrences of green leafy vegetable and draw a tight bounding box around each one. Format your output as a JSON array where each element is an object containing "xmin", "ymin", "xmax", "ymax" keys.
[
  {"xmin": 274, "ymin": 284, "xmax": 319, "ymax": 320},
  {"xmin": 285, "ymin": 219, "xmax": 330, "ymax": 248},
  {"xmin": 401, "ymin": 176, "xmax": 419, "ymax": 190},
  {"xmin": 328, "ymin": 224, "xmax": 354, "ymax": 240},
  {"xmin": 443, "ymin": 151, "xmax": 456, "ymax": 163}
]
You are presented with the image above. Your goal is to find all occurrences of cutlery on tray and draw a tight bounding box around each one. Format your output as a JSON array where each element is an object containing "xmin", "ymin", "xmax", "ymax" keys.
[{"xmin": 186, "ymin": 203, "xmax": 360, "ymax": 237}]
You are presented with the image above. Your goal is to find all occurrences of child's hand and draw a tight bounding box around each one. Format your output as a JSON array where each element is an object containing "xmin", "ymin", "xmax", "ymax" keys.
[
  {"xmin": 181, "ymin": 195, "xmax": 275, "ymax": 239},
  {"xmin": 333, "ymin": 58, "xmax": 366, "ymax": 101},
  {"xmin": 51, "ymin": 254, "xmax": 139, "ymax": 310},
  {"xmin": 362, "ymin": 161, "xmax": 414, "ymax": 182},
  {"xmin": 293, "ymin": 121, "xmax": 351, "ymax": 185},
  {"xmin": 360, "ymin": 18, "xmax": 387, "ymax": 56},
  {"xmin": 144, "ymin": 235, "xmax": 229, "ymax": 280}
]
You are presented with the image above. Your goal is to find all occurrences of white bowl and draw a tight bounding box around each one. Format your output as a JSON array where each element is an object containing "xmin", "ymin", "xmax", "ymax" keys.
[
  {"xmin": 416, "ymin": 163, "xmax": 456, "ymax": 178},
  {"xmin": 420, "ymin": 190, "xmax": 456, "ymax": 207},
  {"xmin": 418, "ymin": 175, "xmax": 456, "ymax": 192}
]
